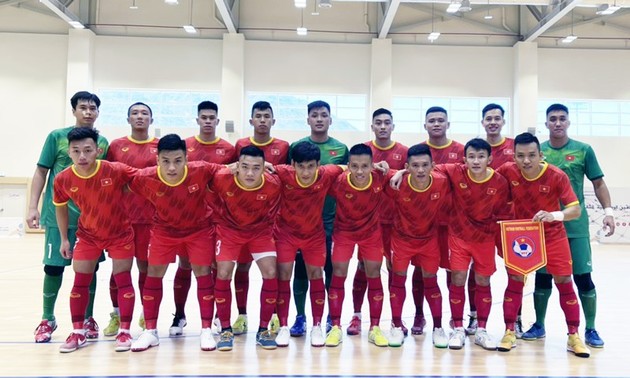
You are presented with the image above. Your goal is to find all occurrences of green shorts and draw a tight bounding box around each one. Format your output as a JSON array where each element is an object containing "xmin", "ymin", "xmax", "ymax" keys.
[
  {"xmin": 43, "ymin": 227, "xmax": 105, "ymax": 266},
  {"xmin": 538, "ymin": 237, "xmax": 592, "ymax": 275}
]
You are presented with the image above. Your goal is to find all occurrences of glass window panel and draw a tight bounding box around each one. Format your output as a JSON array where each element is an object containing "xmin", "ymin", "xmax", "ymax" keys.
[
  {"xmin": 591, "ymin": 101, "xmax": 619, "ymax": 113},
  {"xmin": 450, "ymin": 98, "xmax": 479, "ymax": 111},
  {"xmin": 392, "ymin": 97, "xmax": 422, "ymax": 109},
  {"xmin": 591, "ymin": 113, "xmax": 618, "ymax": 125}
]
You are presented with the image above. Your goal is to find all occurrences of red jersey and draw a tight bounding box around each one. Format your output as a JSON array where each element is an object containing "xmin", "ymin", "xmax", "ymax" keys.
[
  {"xmin": 185, "ymin": 135, "xmax": 236, "ymax": 164},
  {"xmin": 329, "ymin": 170, "xmax": 390, "ymax": 240},
  {"xmin": 53, "ymin": 160, "xmax": 136, "ymax": 241},
  {"xmin": 211, "ymin": 170, "xmax": 281, "ymax": 232},
  {"xmin": 129, "ymin": 161, "xmax": 221, "ymax": 237},
  {"xmin": 106, "ymin": 136, "xmax": 158, "ymax": 224},
  {"xmin": 436, "ymin": 164, "xmax": 509, "ymax": 242},
  {"xmin": 384, "ymin": 171, "xmax": 450, "ymax": 240},
  {"xmin": 489, "ymin": 137, "xmax": 515, "ymax": 169},
  {"xmin": 422, "ymin": 139, "xmax": 465, "ymax": 164},
  {"xmin": 275, "ymin": 164, "xmax": 344, "ymax": 239},
  {"xmin": 235, "ymin": 137, "xmax": 290, "ymax": 165},
  {"xmin": 497, "ymin": 162, "xmax": 579, "ymax": 241},
  {"xmin": 365, "ymin": 140, "xmax": 408, "ymax": 225}
]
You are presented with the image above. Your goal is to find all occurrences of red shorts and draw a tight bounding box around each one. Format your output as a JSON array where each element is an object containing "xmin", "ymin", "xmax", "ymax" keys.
[
  {"xmin": 236, "ymin": 247, "xmax": 253, "ymax": 264},
  {"xmin": 73, "ymin": 228, "xmax": 135, "ymax": 261},
  {"xmin": 449, "ymin": 234, "xmax": 496, "ymax": 276},
  {"xmin": 357, "ymin": 223, "xmax": 393, "ymax": 262},
  {"xmin": 507, "ymin": 237, "xmax": 573, "ymax": 276},
  {"xmin": 332, "ymin": 229, "xmax": 383, "ymax": 263},
  {"xmin": 148, "ymin": 227, "xmax": 215, "ymax": 266},
  {"xmin": 391, "ymin": 234, "xmax": 440, "ymax": 274},
  {"xmin": 215, "ymin": 226, "xmax": 276, "ymax": 263},
  {"xmin": 495, "ymin": 230, "xmax": 504, "ymax": 258},
  {"xmin": 132, "ymin": 223, "xmax": 150, "ymax": 262},
  {"xmin": 438, "ymin": 225, "xmax": 450, "ymax": 270},
  {"xmin": 275, "ymin": 228, "xmax": 326, "ymax": 267}
]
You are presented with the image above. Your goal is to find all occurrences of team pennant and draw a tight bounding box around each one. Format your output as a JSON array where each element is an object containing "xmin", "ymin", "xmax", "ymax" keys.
[{"xmin": 499, "ymin": 219, "xmax": 547, "ymax": 275}]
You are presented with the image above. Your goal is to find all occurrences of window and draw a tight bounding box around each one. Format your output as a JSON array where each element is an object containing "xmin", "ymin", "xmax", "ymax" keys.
[
  {"xmin": 97, "ymin": 89, "xmax": 220, "ymax": 128},
  {"xmin": 537, "ymin": 99, "xmax": 630, "ymax": 137},
  {"xmin": 246, "ymin": 93, "xmax": 367, "ymax": 131}
]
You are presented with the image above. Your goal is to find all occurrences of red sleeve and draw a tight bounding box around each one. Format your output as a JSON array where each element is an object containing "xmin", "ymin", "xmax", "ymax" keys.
[{"xmin": 52, "ymin": 173, "xmax": 69, "ymax": 205}]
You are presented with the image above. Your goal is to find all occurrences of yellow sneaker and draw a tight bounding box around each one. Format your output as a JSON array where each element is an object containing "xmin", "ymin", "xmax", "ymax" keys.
[
  {"xmin": 269, "ymin": 314, "xmax": 280, "ymax": 334},
  {"xmin": 138, "ymin": 312, "xmax": 145, "ymax": 330},
  {"xmin": 368, "ymin": 326, "xmax": 389, "ymax": 347},
  {"xmin": 325, "ymin": 325, "xmax": 342, "ymax": 347},
  {"xmin": 498, "ymin": 329, "xmax": 516, "ymax": 352},
  {"xmin": 232, "ymin": 314, "xmax": 248, "ymax": 335},
  {"xmin": 103, "ymin": 312, "xmax": 120, "ymax": 337},
  {"xmin": 567, "ymin": 333, "xmax": 590, "ymax": 358}
]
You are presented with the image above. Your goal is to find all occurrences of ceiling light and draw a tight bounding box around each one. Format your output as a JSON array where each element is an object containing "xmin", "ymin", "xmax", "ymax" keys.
[
  {"xmin": 319, "ymin": 0, "xmax": 332, "ymax": 7},
  {"xmin": 165, "ymin": 0, "xmax": 179, "ymax": 4},
  {"xmin": 446, "ymin": 1, "xmax": 461, "ymax": 13},
  {"xmin": 596, "ymin": 4, "xmax": 621, "ymax": 15},
  {"xmin": 561, "ymin": 34, "xmax": 577, "ymax": 43},
  {"xmin": 428, "ymin": 32, "xmax": 440, "ymax": 42},
  {"xmin": 484, "ymin": 0, "xmax": 493, "ymax": 19},
  {"xmin": 130, "ymin": 0, "xmax": 138, "ymax": 9},
  {"xmin": 459, "ymin": 0, "xmax": 472, "ymax": 12},
  {"xmin": 183, "ymin": 25, "xmax": 197, "ymax": 33},
  {"xmin": 295, "ymin": 0, "xmax": 307, "ymax": 8},
  {"xmin": 297, "ymin": 27, "xmax": 308, "ymax": 36}
]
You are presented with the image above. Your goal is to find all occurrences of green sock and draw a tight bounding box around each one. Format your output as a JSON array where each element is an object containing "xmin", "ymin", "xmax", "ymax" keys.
[
  {"xmin": 293, "ymin": 278, "xmax": 308, "ymax": 316},
  {"xmin": 84, "ymin": 273, "xmax": 97, "ymax": 319},
  {"xmin": 42, "ymin": 273, "xmax": 63, "ymax": 322},
  {"xmin": 533, "ymin": 288, "xmax": 552, "ymax": 327},
  {"xmin": 579, "ymin": 289, "xmax": 597, "ymax": 330}
]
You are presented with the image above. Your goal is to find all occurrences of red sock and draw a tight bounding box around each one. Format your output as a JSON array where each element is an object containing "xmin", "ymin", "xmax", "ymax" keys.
[
  {"xmin": 277, "ymin": 280, "xmax": 291, "ymax": 326},
  {"xmin": 214, "ymin": 278, "xmax": 232, "ymax": 329},
  {"xmin": 449, "ymin": 283, "xmax": 465, "ymax": 328},
  {"xmin": 234, "ymin": 269, "xmax": 250, "ymax": 315},
  {"xmin": 367, "ymin": 276, "xmax": 384, "ymax": 327},
  {"xmin": 142, "ymin": 276, "xmax": 163, "ymax": 330},
  {"xmin": 475, "ymin": 283, "xmax": 492, "ymax": 329},
  {"xmin": 503, "ymin": 278, "xmax": 524, "ymax": 331},
  {"xmin": 390, "ymin": 274, "xmax": 406, "ymax": 327},
  {"xmin": 309, "ymin": 278, "xmax": 325, "ymax": 325},
  {"xmin": 556, "ymin": 281, "xmax": 580, "ymax": 334},
  {"xmin": 138, "ymin": 271, "xmax": 147, "ymax": 297},
  {"xmin": 196, "ymin": 274, "xmax": 214, "ymax": 329},
  {"xmin": 423, "ymin": 276, "xmax": 443, "ymax": 328},
  {"xmin": 411, "ymin": 267, "xmax": 425, "ymax": 317},
  {"xmin": 328, "ymin": 275, "xmax": 346, "ymax": 326},
  {"xmin": 109, "ymin": 273, "xmax": 118, "ymax": 308},
  {"xmin": 351, "ymin": 267, "xmax": 367, "ymax": 313},
  {"xmin": 173, "ymin": 267, "xmax": 192, "ymax": 318},
  {"xmin": 467, "ymin": 267, "xmax": 477, "ymax": 312},
  {"xmin": 260, "ymin": 278, "xmax": 278, "ymax": 329},
  {"xmin": 114, "ymin": 271, "xmax": 135, "ymax": 329},
  {"xmin": 70, "ymin": 272, "xmax": 93, "ymax": 330}
]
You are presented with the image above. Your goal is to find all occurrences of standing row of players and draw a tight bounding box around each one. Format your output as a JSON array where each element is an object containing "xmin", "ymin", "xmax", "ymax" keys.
[{"xmin": 29, "ymin": 93, "xmax": 615, "ymax": 357}]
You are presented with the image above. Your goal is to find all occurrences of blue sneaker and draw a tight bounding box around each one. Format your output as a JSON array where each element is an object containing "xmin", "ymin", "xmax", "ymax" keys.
[
  {"xmin": 326, "ymin": 315, "xmax": 333, "ymax": 333},
  {"xmin": 256, "ymin": 330, "xmax": 277, "ymax": 350},
  {"xmin": 585, "ymin": 328, "xmax": 604, "ymax": 348},
  {"xmin": 522, "ymin": 323, "xmax": 546, "ymax": 340},
  {"xmin": 217, "ymin": 331, "xmax": 234, "ymax": 351},
  {"xmin": 290, "ymin": 315, "xmax": 306, "ymax": 337}
]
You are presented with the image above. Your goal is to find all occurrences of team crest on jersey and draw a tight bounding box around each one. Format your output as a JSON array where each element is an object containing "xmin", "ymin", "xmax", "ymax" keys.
[
  {"xmin": 459, "ymin": 182, "xmax": 468, "ymax": 189},
  {"xmin": 373, "ymin": 186, "xmax": 382, "ymax": 193},
  {"xmin": 393, "ymin": 154, "xmax": 402, "ymax": 161},
  {"xmin": 216, "ymin": 149, "xmax": 225, "ymax": 156},
  {"xmin": 70, "ymin": 186, "xmax": 79, "ymax": 192},
  {"xmin": 539, "ymin": 185, "xmax": 550, "ymax": 193},
  {"xmin": 511, "ymin": 181, "xmax": 520, "ymax": 186},
  {"xmin": 565, "ymin": 155, "xmax": 575, "ymax": 161},
  {"xmin": 101, "ymin": 178, "xmax": 112, "ymax": 187},
  {"xmin": 345, "ymin": 193, "xmax": 353, "ymax": 199},
  {"xmin": 314, "ymin": 184, "xmax": 322, "ymax": 190},
  {"xmin": 449, "ymin": 153, "xmax": 458, "ymax": 159},
  {"xmin": 257, "ymin": 194, "xmax": 267, "ymax": 201},
  {"xmin": 403, "ymin": 197, "xmax": 411, "ymax": 202},
  {"xmin": 121, "ymin": 147, "xmax": 130, "ymax": 152},
  {"xmin": 271, "ymin": 149, "xmax": 280, "ymax": 155},
  {"xmin": 329, "ymin": 150, "xmax": 338, "ymax": 156},
  {"xmin": 487, "ymin": 188, "xmax": 497, "ymax": 195},
  {"xmin": 285, "ymin": 184, "xmax": 294, "ymax": 190},
  {"xmin": 188, "ymin": 184, "xmax": 200, "ymax": 193},
  {"xmin": 504, "ymin": 149, "xmax": 513, "ymax": 155},
  {"xmin": 431, "ymin": 192, "xmax": 440, "ymax": 200},
  {"xmin": 156, "ymin": 191, "xmax": 165, "ymax": 197},
  {"xmin": 226, "ymin": 191, "xmax": 234, "ymax": 197},
  {"xmin": 150, "ymin": 148, "xmax": 157, "ymax": 154},
  {"xmin": 187, "ymin": 147, "xmax": 195, "ymax": 152}
]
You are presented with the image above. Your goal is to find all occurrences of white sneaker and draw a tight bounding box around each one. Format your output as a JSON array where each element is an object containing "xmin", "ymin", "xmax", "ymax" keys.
[
  {"xmin": 131, "ymin": 329, "xmax": 159, "ymax": 352},
  {"xmin": 200, "ymin": 328, "xmax": 216, "ymax": 351},
  {"xmin": 275, "ymin": 326, "xmax": 290, "ymax": 347},
  {"xmin": 212, "ymin": 317, "xmax": 222, "ymax": 334},
  {"xmin": 448, "ymin": 327, "xmax": 466, "ymax": 350},
  {"xmin": 169, "ymin": 315, "xmax": 187, "ymax": 337},
  {"xmin": 474, "ymin": 328, "xmax": 497, "ymax": 350},
  {"xmin": 311, "ymin": 324, "xmax": 325, "ymax": 347},
  {"xmin": 389, "ymin": 327, "xmax": 405, "ymax": 347},
  {"xmin": 432, "ymin": 327, "xmax": 449, "ymax": 349}
]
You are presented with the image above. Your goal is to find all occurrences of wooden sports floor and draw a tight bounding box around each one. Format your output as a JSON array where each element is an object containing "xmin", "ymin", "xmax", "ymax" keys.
[{"xmin": 1, "ymin": 234, "xmax": 627, "ymax": 378}]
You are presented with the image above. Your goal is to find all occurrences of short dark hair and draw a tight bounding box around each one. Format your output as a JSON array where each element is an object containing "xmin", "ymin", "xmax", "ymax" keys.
[
  {"xmin": 546, "ymin": 103, "xmax": 569, "ymax": 116},
  {"xmin": 307, "ymin": 100, "xmax": 331, "ymax": 114},
  {"xmin": 464, "ymin": 138, "xmax": 492, "ymax": 156},
  {"xmin": 372, "ymin": 108, "xmax": 392, "ymax": 120},
  {"xmin": 291, "ymin": 141, "xmax": 321, "ymax": 163},
  {"xmin": 514, "ymin": 132, "xmax": 540, "ymax": 151},
  {"xmin": 407, "ymin": 144, "xmax": 432, "ymax": 162},
  {"xmin": 482, "ymin": 103, "xmax": 504, "ymax": 118},
  {"xmin": 198, "ymin": 101, "xmax": 218, "ymax": 114},
  {"xmin": 240, "ymin": 145, "xmax": 265, "ymax": 161},
  {"xmin": 158, "ymin": 134, "xmax": 187, "ymax": 154},
  {"xmin": 70, "ymin": 91, "xmax": 101, "ymax": 110},
  {"xmin": 251, "ymin": 101, "xmax": 273, "ymax": 117},
  {"xmin": 127, "ymin": 102, "xmax": 153, "ymax": 117},
  {"xmin": 67, "ymin": 127, "xmax": 99, "ymax": 144},
  {"xmin": 425, "ymin": 106, "xmax": 447, "ymax": 117},
  {"xmin": 349, "ymin": 143, "xmax": 372, "ymax": 158}
]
